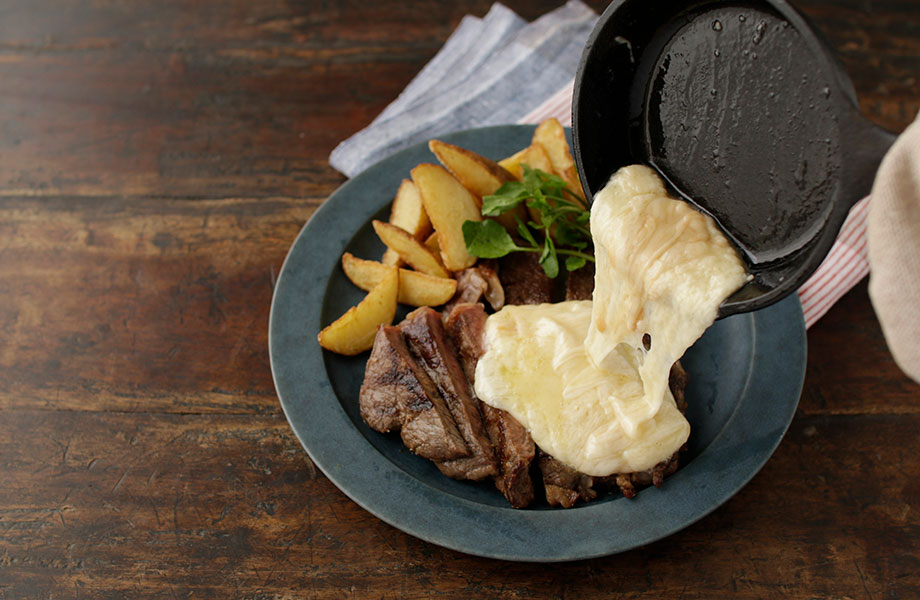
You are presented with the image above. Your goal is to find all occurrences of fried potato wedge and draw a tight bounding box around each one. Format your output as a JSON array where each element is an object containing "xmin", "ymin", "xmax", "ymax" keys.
[
  {"xmin": 532, "ymin": 118, "xmax": 586, "ymax": 204},
  {"xmin": 429, "ymin": 140, "xmax": 513, "ymax": 200},
  {"xmin": 317, "ymin": 266, "xmax": 398, "ymax": 355},
  {"xmin": 380, "ymin": 248, "xmax": 402, "ymax": 266},
  {"xmin": 429, "ymin": 139, "xmax": 527, "ymax": 232},
  {"xmin": 411, "ymin": 163, "xmax": 482, "ymax": 272},
  {"xmin": 389, "ymin": 178, "xmax": 431, "ymax": 237},
  {"xmin": 372, "ymin": 220, "xmax": 449, "ymax": 278},
  {"xmin": 423, "ymin": 231, "xmax": 440, "ymax": 257},
  {"xmin": 342, "ymin": 253, "xmax": 458, "ymax": 307},
  {"xmin": 499, "ymin": 143, "xmax": 554, "ymax": 181},
  {"xmin": 382, "ymin": 179, "xmax": 431, "ymax": 266}
]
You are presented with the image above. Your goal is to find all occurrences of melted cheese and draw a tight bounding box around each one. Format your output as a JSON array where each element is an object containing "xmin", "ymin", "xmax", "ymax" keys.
[
  {"xmin": 473, "ymin": 165, "xmax": 749, "ymax": 476},
  {"xmin": 474, "ymin": 301, "xmax": 690, "ymax": 475}
]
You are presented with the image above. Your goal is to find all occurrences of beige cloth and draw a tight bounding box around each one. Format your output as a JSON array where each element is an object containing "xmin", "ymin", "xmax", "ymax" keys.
[{"xmin": 868, "ymin": 112, "xmax": 920, "ymax": 383}]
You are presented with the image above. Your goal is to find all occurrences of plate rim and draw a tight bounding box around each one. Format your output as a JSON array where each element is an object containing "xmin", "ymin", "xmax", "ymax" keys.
[{"xmin": 269, "ymin": 124, "xmax": 806, "ymax": 562}]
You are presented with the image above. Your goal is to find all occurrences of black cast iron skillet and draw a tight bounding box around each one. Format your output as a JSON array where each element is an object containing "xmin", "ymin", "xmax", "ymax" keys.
[{"xmin": 573, "ymin": 0, "xmax": 897, "ymax": 317}]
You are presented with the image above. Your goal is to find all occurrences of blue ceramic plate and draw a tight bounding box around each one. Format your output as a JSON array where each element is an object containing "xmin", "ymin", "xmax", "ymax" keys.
[{"xmin": 269, "ymin": 125, "xmax": 806, "ymax": 561}]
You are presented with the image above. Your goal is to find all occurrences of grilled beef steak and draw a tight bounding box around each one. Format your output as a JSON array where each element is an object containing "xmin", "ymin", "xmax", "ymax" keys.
[
  {"xmin": 482, "ymin": 404, "xmax": 535, "ymax": 508},
  {"xmin": 498, "ymin": 252, "xmax": 552, "ymax": 305},
  {"xmin": 443, "ymin": 303, "xmax": 488, "ymax": 384},
  {"xmin": 564, "ymin": 261, "xmax": 595, "ymax": 301},
  {"xmin": 445, "ymin": 302, "xmax": 536, "ymax": 508},
  {"xmin": 400, "ymin": 307, "xmax": 498, "ymax": 481},
  {"xmin": 359, "ymin": 326, "xmax": 468, "ymax": 461},
  {"xmin": 669, "ymin": 361, "xmax": 689, "ymax": 413},
  {"xmin": 537, "ymin": 451, "xmax": 598, "ymax": 508}
]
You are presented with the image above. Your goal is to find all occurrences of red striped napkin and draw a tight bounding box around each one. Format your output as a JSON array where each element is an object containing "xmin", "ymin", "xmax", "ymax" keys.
[{"xmin": 519, "ymin": 81, "xmax": 870, "ymax": 329}]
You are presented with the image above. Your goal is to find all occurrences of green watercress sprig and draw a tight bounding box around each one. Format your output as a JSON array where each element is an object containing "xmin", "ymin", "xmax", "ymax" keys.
[{"xmin": 462, "ymin": 164, "xmax": 594, "ymax": 278}]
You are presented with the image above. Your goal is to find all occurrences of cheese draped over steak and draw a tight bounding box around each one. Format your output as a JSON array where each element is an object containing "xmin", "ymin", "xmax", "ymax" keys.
[{"xmin": 473, "ymin": 165, "xmax": 749, "ymax": 476}]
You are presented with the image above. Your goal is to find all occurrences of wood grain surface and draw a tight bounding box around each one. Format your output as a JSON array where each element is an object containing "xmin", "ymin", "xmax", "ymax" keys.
[{"xmin": 1, "ymin": 0, "xmax": 918, "ymax": 598}]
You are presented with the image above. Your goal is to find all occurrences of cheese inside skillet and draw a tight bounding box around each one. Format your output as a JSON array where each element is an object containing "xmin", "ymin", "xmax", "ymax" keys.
[{"xmin": 473, "ymin": 165, "xmax": 749, "ymax": 476}]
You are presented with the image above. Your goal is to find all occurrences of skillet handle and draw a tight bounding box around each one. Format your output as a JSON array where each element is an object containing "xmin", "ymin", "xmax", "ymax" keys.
[{"xmin": 840, "ymin": 110, "xmax": 898, "ymax": 208}]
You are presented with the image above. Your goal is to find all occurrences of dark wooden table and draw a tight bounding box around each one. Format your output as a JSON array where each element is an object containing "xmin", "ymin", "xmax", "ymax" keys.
[{"xmin": 1, "ymin": 1, "xmax": 918, "ymax": 597}]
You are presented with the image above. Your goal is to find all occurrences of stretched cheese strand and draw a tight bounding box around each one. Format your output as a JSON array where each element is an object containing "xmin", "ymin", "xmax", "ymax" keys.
[{"xmin": 586, "ymin": 165, "xmax": 749, "ymax": 435}]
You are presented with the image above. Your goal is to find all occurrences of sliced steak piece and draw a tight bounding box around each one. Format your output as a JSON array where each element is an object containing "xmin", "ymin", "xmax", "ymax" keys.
[
  {"xmin": 443, "ymin": 303, "xmax": 488, "ymax": 384},
  {"xmin": 537, "ymin": 450, "xmax": 597, "ymax": 508},
  {"xmin": 359, "ymin": 326, "xmax": 468, "ymax": 461},
  {"xmin": 629, "ymin": 451, "xmax": 681, "ymax": 487},
  {"xmin": 499, "ymin": 252, "xmax": 552, "ymax": 305},
  {"xmin": 400, "ymin": 410, "xmax": 468, "ymax": 463},
  {"xmin": 482, "ymin": 404, "xmax": 535, "ymax": 508},
  {"xmin": 669, "ymin": 360, "xmax": 689, "ymax": 413},
  {"xmin": 433, "ymin": 452, "xmax": 496, "ymax": 480},
  {"xmin": 400, "ymin": 307, "xmax": 498, "ymax": 481},
  {"xmin": 359, "ymin": 326, "xmax": 420, "ymax": 432},
  {"xmin": 597, "ymin": 451, "xmax": 682, "ymax": 498},
  {"xmin": 444, "ymin": 302, "xmax": 536, "ymax": 507},
  {"xmin": 564, "ymin": 261, "xmax": 595, "ymax": 301}
]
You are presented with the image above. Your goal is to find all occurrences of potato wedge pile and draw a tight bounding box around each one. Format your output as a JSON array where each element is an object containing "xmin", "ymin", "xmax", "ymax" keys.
[{"xmin": 318, "ymin": 118, "xmax": 582, "ymax": 355}]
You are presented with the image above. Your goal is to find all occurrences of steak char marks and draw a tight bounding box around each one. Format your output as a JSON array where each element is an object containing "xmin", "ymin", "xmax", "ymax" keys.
[
  {"xmin": 446, "ymin": 303, "xmax": 535, "ymax": 508},
  {"xmin": 480, "ymin": 404, "xmax": 535, "ymax": 508},
  {"xmin": 359, "ymin": 326, "xmax": 467, "ymax": 461},
  {"xmin": 400, "ymin": 307, "xmax": 497, "ymax": 481},
  {"xmin": 443, "ymin": 303, "xmax": 488, "ymax": 384}
]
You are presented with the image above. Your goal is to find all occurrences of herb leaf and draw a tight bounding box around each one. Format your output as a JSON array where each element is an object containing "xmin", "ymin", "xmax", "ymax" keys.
[
  {"xmin": 462, "ymin": 219, "xmax": 522, "ymax": 259},
  {"xmin": 482, "ymin": 181, "xmax": 530, "ymax": 216},
  {"xmin": 515, "ymin": 216, "xmax": 539, "ymax": 248},
  {"xmin": 464, "ymin": 164, "xmax": 594, "ymax": 277},
  {"xmin": 565, "ymin": 255, "xmax": 587, "ymax": 272},
  {"xmin": 553, "ymin": 220, "xmax": 582, "ymax": 247},
  {"xmin": 540, "ymin": 234, "xmax": 559, "ymax": 278}
]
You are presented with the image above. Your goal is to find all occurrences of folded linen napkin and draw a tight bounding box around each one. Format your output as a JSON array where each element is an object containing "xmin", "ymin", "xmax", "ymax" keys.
[
  {"xmin": 329, "ymin": 1, "xmax": 597, "ymax": 177},
  {"xmin": 329, "ymin": 0, "xmax": 910, "ymax": 338},
  {"xmin": 868, "ymin": 113, "xmax": 920, "ymax": 383}
]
